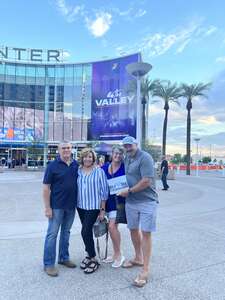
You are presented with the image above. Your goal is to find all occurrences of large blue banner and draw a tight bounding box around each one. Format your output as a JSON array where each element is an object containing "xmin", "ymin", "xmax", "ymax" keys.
[{"xmin": 89, "ymin": 53, "xmax": 140, "ymax": 141}]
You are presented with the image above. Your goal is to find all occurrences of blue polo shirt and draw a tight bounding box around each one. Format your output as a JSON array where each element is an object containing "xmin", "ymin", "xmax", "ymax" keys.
[{"xmin": 43, "ymin": 157, "xmax": 78, "ymax": 210}]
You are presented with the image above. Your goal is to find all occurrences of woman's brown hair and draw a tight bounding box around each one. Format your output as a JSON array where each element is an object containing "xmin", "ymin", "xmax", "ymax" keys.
[{"xmin": 80, "ymin": 148, "xmax": 97, "ymax": 166}]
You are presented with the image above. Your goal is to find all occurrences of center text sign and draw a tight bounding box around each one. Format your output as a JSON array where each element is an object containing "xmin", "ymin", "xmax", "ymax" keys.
[{"xmin": 0, "ymin": 46, "xmax": 64, "ymax": 62}]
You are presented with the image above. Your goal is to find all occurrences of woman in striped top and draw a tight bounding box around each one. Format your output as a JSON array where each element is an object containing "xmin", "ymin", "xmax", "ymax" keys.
[{"xmin": 77, "ymin": 148, "xmax": 108, "ymax": 274}]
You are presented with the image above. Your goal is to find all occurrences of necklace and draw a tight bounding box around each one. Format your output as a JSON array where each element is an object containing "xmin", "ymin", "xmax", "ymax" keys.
[{"xmin": 109, "ymin": 162, "xmax": 121, "ymax": 177}]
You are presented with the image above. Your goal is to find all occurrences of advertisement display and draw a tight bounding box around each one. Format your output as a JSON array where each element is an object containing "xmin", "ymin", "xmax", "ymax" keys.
[
  {"xmin": 0, "ymin": 106, "xmax": 44, "ymax": 141},
  {"xmin": 89, "ymin": 53, "xmax": 140, "ymax": 141}
]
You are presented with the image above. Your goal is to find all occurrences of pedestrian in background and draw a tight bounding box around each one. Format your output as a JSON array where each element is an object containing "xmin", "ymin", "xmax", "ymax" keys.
[{"xmin": 161, "ymin": 155, "xmax": 169, "ymax": 190}]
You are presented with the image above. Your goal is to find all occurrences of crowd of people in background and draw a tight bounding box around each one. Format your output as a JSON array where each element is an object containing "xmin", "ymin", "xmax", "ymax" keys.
[{"xmin": 41, "ymin": 137, "xmax": 160, "ymax": 287}]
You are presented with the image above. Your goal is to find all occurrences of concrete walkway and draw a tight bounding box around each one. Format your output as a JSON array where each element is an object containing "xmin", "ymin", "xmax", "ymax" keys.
[{"xmin": 0, "ymin": 171, "xmax": 224, "ymax": 300}]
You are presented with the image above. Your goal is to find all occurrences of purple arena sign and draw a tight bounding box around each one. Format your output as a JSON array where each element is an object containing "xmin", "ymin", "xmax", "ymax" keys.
[{"xmin": 89, "ymin": 53, "xmax": 140, "ymax": 141}]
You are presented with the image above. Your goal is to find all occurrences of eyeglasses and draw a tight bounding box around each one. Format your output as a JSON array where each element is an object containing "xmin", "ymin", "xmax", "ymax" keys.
[{"xmin": 61, "ymin": 147, "xmax": 71, "ymax": 150}]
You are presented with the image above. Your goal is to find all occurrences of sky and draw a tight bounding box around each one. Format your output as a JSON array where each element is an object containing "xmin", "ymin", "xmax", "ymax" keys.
[{"xmin": 0, "ymin": 0, "xmax": 225, "ymax": 156}]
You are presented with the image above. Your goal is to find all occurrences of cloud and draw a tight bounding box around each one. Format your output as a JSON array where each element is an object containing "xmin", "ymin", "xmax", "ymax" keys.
[
  {"xmin": 198, "ymin": 116, "xmax": 220, "ymax": 125},
  {"xmin": 216, "ymin": 56, "xmax": 225, "ymax": 63},
  {"xmin": 116, "ymin": 20, "xmax": 218, "ymax": 58},
  {"xmin": 148, "ymin": 73, "xmax": 225, "ymax": 155},
  {"xmin": 115, "ymin": 8, "xmax": 132, "ymax": 17},
  {"xmin": 200, "ymin": 132, "xmax": 225, "ymax": 146},
  {"xmin": 55, "ymin": 0, "xmax": 84, "ymax": 23},
  {"xmin": 149, "ymin": 104, "xmax": 163, "ymax": 116},
  {"xmin": 85, "ymin": 12, "xmax": 112, "ymax": 37},
  {"xmin": 116, "ymin": 20, "xmax": 200, "ymax": 57},
  {"xmin": 204, "ymin": 25, "xmax": 218, "ymax": 36},
  {"xmin": 176, "ymin": 38, "xmax": 192, "ymax": 54},
  {"xmin": 135, "ymin": 9, "xmax": 146, "ymax": 18},
  {"xmin": 55, "ymin": 1, "xmax": 147, "ymax": 37},
  {"xmin": 112, "ymin": 3, "xmax": 147, "ymax": 21}
]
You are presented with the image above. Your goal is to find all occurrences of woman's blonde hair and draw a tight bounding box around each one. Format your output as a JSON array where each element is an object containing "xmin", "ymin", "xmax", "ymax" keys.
[
  {"xmin": 112, "ymin": 145, "xmax": 124, "ymax": 154},
  {"xmin": 80, "ymin": 148, "xmax": 97, "ymax": 166}
]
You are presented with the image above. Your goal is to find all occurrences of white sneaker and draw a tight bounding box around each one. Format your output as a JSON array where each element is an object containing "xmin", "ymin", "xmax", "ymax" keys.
[
  {"xmin": 102, "ymin": 256, "xmax": 114, "ymax": 263},
  {"xmin": 112, "ymin": 256, "xmax": 125, "ymax": 268}
]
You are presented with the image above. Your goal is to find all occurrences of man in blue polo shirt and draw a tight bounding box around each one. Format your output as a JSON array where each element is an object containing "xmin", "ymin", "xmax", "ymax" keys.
[{"xmin": 43, "ymin": 142, "xmax": 78, "ymax": 277}]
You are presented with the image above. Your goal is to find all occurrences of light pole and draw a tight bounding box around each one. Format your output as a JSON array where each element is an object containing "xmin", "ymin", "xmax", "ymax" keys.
[
  {"xmin": 194, "ymin": 138, "xmax": 200, "ymax": 177},
  {"xmin": 126, "ymin": 62, "xmax": 152, "ymax": 148}
]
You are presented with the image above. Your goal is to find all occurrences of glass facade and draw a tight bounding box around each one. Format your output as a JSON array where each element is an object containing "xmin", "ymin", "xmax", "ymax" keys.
[
  {"xmin": 0, "ymin": 53, "xmax": 140, "ymax": 152},
  {"xmin": 0, "ymin": 62, "xmax": 93, "ymax": 143}
]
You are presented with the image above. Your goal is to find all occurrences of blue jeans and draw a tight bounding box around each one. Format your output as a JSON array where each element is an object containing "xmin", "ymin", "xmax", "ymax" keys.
[{"xmin": 43, "ymin": 209, "xmax": 75, "ymax": 267}]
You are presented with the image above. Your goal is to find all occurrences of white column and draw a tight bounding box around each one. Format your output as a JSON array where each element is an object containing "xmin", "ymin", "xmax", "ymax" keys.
[{"xmin": 136, "ymin": 76, "xmax": 141, "ymax": 148}]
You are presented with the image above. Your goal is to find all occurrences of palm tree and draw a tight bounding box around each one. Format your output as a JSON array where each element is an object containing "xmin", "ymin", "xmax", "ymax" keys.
[
  {"xmin": 181, "ymin": 82, "xmax": 211, "ymax": 175},
  {"xmin": 127, "ymin": 78, "xmax": 160, "ymax": 144},
  {"xmin": 152, "ymin": 81, "xmax": 181, "ymax": 156}
]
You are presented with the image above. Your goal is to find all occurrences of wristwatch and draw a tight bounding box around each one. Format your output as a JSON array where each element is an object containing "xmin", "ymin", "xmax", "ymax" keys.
[{"xmin": 100, "ymin": 207, "xmax": 105, "ymax": 211}]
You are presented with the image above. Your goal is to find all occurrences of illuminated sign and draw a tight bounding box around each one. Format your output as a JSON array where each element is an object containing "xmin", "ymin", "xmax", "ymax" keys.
[
  {"xmin": 0, "ymin": 46, "xmax": 65, "ymax": 62},
  {"xmin": 95, "ymin": 89, "xmax": 135, "ymax": 107}
]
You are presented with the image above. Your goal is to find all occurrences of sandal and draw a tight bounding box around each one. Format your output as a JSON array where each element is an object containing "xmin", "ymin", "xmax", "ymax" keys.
[
  {"xmin": 133, "ymin": 273, "xmax": 149, "ymax": 288},
  {"xmin": 102, "ymin": 256, "xmax": 114, "ymax": 263},
  {"xmin": 80, "ymin": 257, "xmax": 91, "ymax": 269},
  {"xmin": 122, "ymin": 259, "xmax": 144, "ymax": 268},
  {"xmin": 84, "ymin": 260, "xmax": 100, "ymax": 274}
]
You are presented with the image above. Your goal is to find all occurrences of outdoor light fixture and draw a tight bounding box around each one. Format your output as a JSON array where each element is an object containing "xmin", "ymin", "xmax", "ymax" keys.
[{"xmin": 126, "ymin": 62, "xmax": 152, "ymax": 147}]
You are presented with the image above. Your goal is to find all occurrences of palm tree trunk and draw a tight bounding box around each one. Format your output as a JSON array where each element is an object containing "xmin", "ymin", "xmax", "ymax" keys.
[
  {"xmin": 162, "ymin": 108, "xmax": 168, "ymax": 155},
  {"xmin": 186, "ymin": 108, "xmax": 191, "ymax": 175}
]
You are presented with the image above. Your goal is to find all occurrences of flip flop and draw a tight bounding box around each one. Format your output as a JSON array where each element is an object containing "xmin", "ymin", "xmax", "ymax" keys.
[
  {"xmin": 122, "ymin": 260, "xmax": 144, "ymax": 268},
  {"xmin": 102, "ymin": 256, "xmax": 114, "ymax": 264},
  {"xmin": 133, "ymin": 274, "xmax": 148, "ymax": 288}
]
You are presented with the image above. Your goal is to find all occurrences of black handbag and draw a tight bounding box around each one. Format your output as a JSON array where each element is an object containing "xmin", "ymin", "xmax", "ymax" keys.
[{"xmin": 115, "ymin": 196, "xmax": 127, "ymax": 224}]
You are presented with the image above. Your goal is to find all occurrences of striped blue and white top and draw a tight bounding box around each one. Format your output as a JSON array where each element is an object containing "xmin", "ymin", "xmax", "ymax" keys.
[{"xmin": 77, "ymin": 167, "xmax": 109, "ymax": 210}]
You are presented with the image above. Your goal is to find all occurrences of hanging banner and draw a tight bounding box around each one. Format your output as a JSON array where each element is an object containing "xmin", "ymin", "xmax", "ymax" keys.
[{"xmin": 89, "ymin": 53, "xmax": 140, "ymax": 141}]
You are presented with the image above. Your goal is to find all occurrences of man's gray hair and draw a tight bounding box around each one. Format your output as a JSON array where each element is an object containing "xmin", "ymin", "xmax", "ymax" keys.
[{"xmin": 58, "ymin": 141, "xmax": 72, "ymax": 148}]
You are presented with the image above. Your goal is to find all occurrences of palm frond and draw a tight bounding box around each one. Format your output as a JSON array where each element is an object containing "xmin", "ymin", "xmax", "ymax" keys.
[
  {"xmin": 181, "ymin": 82, "xmax": 211, "ymax": 100},
  {"xmin": 152, "ymin": 80, "xmax": 182, "ymax": 104}
]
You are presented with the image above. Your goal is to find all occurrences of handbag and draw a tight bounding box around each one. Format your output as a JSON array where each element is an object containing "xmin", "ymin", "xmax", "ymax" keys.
[
  {"xmin": 93, "ymin": 217, "xmax": 108, "ymax": 238},
  {"xmin": 93, "ymin": 217, "xmax": 109, "ymax": 260},
  {"xmin": 115, "ymin": 196, "xmax": 127, "ymax": 224}
]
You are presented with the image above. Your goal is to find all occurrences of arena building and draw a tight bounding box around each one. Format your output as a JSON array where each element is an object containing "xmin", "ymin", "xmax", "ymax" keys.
[{"xmin": 0, "ymin": 46, "xmax": 140, "ymax": 166}]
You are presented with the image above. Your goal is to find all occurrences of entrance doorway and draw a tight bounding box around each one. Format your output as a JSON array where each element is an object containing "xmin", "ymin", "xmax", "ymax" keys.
[{"xmin": 11, "ymin": 149, "xmax": 27, "ymax": 166}]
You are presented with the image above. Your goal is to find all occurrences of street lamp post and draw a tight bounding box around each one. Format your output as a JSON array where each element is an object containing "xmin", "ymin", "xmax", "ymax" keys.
[
  {"xmin": 126, "ymin": 62, "xmax": 152, "ymax": 148},
  {"xmin": 194, "ymin": 138, "xmax": 200, "ymax": 177}
]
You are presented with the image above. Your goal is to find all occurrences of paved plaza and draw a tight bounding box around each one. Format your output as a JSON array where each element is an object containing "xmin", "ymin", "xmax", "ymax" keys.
[{"xmin": 0, "ymin": 170, "xmax": 225, "ymax": 300}]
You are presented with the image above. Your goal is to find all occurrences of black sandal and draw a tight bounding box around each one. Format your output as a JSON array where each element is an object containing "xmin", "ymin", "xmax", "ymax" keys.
[
  {"xmin": 80, "ymin": 257, "xmax": 91, "ymax": 269},
  {"xmin": 84, "ymin": 260, "xmax": 100, "ymax": 274}
]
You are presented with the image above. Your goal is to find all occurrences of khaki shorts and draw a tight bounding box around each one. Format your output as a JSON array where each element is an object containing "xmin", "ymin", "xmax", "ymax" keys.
[{"xmin": 125, "ymin": 201, "xmax": 157, "ymax": 232}]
